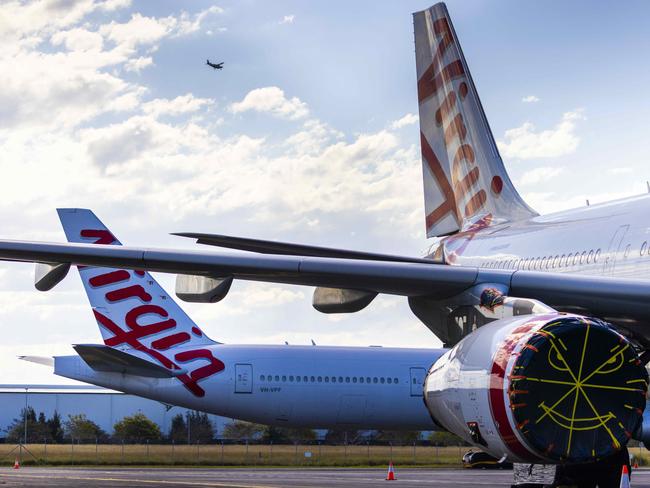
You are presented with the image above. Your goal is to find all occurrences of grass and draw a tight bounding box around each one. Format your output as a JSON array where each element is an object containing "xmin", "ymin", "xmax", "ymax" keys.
[{"xmin": 0, "ymin": 443, "xmax": 468, "ymax": 467}]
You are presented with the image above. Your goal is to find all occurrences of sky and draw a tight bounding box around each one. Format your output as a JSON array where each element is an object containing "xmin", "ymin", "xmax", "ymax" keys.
[{"xmin": 0, "ymin": 0, "xmax": 649, "ymax": 384}]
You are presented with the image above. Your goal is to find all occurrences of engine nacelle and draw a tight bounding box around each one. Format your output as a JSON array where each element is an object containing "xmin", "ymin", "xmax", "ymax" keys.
[{"xmin": 424, "ymin": 313, "xmax": 647, "ymax": 464}]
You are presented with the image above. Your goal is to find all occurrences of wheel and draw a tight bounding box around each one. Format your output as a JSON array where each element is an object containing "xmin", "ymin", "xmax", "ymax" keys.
[{"xmin": 595, "ymin": 446, "xmax": 630, "ymax": 488}]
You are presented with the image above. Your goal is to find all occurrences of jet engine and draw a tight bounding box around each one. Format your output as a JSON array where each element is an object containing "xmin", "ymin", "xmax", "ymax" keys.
[{"xmin": 424, "ymin": 313, "xmax": 647, "ymax": 464}]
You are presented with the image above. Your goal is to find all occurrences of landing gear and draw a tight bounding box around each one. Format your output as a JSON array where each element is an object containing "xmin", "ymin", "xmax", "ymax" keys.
[
  {"xmin": 557, "ymin": 447, "xmax": 631, "ymax": 488},
  {"xmin": 512, "ymin": 447, "xmax": 631, "ymax": 488}
]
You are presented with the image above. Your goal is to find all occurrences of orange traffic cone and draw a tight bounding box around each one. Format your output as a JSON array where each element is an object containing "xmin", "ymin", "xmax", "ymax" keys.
[
  {"xmin": 13, "ymin": 458, "xmax": 19, "ymax": 469},
  {"xmin": 634, "ymin": 460, "xmax": 639, "ymax": 469},
  {"xmin": 386, "ymin": 461, "xmax": 396, "ymax": 481},
  {"xmin": 620, "ymin": 464, "xmax": 630, "ymax": 488}
]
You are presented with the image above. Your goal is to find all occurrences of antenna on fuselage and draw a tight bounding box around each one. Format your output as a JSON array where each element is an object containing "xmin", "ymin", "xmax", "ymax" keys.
[
  {"xmin": 646, "ymin": 181, "xmax": 650, "ymax": 193},
  {"xmin": 311, "ymin": 339, "xmax": 316, "ymax": 346},
  {"xmin": 586, "ymin": 199, "xmax": 590, "ymax": 206}
]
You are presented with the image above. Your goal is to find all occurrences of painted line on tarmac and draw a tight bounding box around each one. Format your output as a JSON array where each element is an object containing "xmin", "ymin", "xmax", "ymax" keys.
[{"xmin": 0, "ymin": 472, "xmax": 282, "ymax": 488}]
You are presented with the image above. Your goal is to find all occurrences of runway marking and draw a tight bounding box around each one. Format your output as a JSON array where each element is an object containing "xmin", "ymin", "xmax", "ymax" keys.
[{"xmin": 0, "ymin": 472, "xmax": 279, "ymax": 488}]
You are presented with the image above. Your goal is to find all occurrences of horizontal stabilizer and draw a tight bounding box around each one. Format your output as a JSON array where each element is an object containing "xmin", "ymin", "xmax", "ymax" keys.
[
  {"xmin": 73, "ymin": 344, "xmax": 186, "ymax": 378},
  {"xmin": 19, "ymin": 355, "xmax": 54, "ymax": 367},
  {"xmin": 174, "ymin": 232, "xmax": 433, "ymax": 264}
]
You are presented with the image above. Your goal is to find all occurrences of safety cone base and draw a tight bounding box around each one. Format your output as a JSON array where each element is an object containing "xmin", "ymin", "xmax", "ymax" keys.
[
  {"xmin": 13, "ymin": 458, "xmax": 20, "ymax": 469},
  {"xmin": 620, "ymin": 464, "xmax": 630, "ymax": 488}
]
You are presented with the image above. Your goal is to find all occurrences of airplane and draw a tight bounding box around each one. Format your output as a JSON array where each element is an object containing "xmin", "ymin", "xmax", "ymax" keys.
[
  {"xmin": 0, "ymin": 2, "xmax": 649, "ymax": 486},
  {"xmin": 206, "ymin": 59, "xmax": 223, "ymax": 70}
]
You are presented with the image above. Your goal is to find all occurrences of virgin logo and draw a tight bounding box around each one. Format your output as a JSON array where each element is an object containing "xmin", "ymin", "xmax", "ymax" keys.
[
  {"xmin": 81, "ymin": 229, "xmax": 224, "ymax": 397},
  {"xmin": 418, "ymin": 17, "xmax": 502, "ymax": 231}
]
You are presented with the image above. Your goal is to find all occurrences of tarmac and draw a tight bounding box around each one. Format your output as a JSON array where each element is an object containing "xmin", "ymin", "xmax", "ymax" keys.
[{"xmin": 0, "ymin": 467, "xmax": 649, "ymax": 488}]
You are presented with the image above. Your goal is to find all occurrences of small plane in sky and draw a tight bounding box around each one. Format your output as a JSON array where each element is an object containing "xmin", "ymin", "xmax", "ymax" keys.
[{"xmin": 206, "ymin": 59, "xmax": 223, "ymax": 70}]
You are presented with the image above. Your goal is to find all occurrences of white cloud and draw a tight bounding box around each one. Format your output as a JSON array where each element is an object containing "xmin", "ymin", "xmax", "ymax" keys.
[
  {"xmin": 143, "ymin": 94, "xmax": 214, "ymax": 118},
  {"xmin": 230, "ymin": 86, "xmax": 309, "ymax": 120},
  {"xmin": 519, "ymin": 166, "xmax": 564, "ymax": 186},
  {"xmin": 522, "ymin": 95, "xmax": 540, "ymax": 103},
  {"xmin": 50, "ymin": 28, "xmax": 104, "ymax": 52},
  {"xmin": 391, "ymin": 113, "xmax": 418, "ymax": 129},
  {"xmin": 497, "ymin": 110, "xmax": 585, "ymax": 159},
  {"xmin": 279, "ymin": 15, "xmax": 295, "ymax": 25},
  {"xmin": 124, "ymin": 55, "xmax": 153, "ymax": 73},
  {"xmin": 100, "ymin": 13, "xmax": 178, "ymax": 49},
  {"xmin": 608, "ymin": 167, "xmax": 633, "ymax": 175}
]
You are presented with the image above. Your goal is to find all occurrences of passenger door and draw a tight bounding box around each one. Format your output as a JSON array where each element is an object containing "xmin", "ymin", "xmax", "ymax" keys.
[
  {"xmin": 409, "ymin": 367, "xmax": 427, "ymax": 396},
  {"xmin": 234, "ymin": 363, "xmax": 253, "ymax": 393},
  {"xmin": 603, "ymin": 225, "xmax": 629, "ymax": 275}
]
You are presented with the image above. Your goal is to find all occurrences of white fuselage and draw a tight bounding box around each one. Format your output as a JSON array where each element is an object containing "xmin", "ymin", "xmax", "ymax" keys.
[
  {"xmin": 442, "ymin": 193, "xmax": 650, "ymax": 281},
  {"xmin": 55, "ymin": 344, "xmax": 442, "ymax": 430}
]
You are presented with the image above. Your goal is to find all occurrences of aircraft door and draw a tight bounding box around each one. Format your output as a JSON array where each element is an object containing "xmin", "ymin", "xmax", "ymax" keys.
[
  {"xmin": 410, "ymin": 367, "xmax": 427, "ymax": 396},
  {"xmin": 603, "ymin": 225, "xmax": 629, "ymax": 275},
  {"xmin": 235, "ymin": 363, "xmax": 253, "ymax": 394}
]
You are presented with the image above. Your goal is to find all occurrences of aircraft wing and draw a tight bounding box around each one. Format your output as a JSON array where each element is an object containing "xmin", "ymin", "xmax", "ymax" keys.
[
  {"xmin": 0, "ymin": 239, "xmax": 475, "ymax": 296},
  {"xmin": 0, "ymin": 238, "xmax": 649, "ymax": 337}
]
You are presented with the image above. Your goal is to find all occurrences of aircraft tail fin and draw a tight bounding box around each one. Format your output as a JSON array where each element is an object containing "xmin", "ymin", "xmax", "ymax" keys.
[
  {"xmin": 413, "ymin": 3, "xmax": 536, "ymax": 237},
  {"xmin": 57, "ymin": 208, "xmax": 223, "ymax": 397}
]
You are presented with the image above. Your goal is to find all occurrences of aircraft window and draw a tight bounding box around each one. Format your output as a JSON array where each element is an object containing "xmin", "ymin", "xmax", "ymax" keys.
[
  {"xmin": 373, "ymin": 377, "xmax": 378, "ymax": 384},
  {"xmin": 268, "ymin": 376, "xmax": 272, "ymax": 382},
  {"xmin": 296, "ymin": 376, "xmax": 300, "ymax": 382},
  {"xmin": 303, "ymin": 376, "xmax": 308, "ymax": 382},
  {"xmin": 380, "ymin": 377, "xmax": 385, "ymax": 384},
  {"xmin": 275, "ymin": 375, "xmax": 280, "ymax": 381},
  {"xmin": 540, "ymin": 256, "xmax": 546, "ymax": 269},
  {"xmin": 587, "ymin": 250, "xmax": 594, "ymax": 263},
  {"xmin": 338, "ymin": 376, "xmax": 343, "ymax": 383},
  {"xmin": 580, "ymin": 251, "xmax": 587, "ymax": 264},
  {"xmin": 413, "ymin": 377, "xmax": 417, "ymax": 384},
  {"xmin": 317, "ymin": 376, "xmax": 322, "ymax": 382},
  {"xmin": 559, "ymin": 254, "xmax": 566, "ymax": 267},
  {"xmin": 260, "ymin": 375, "xmax": 265, "ymax": 381},
  {"xmin": 624, "ymin": 244, "xmax": 631, "ymax": 258},
  {"xmin": 331, "ymin": 377, "xmax": 336, "ymax": 383},
  {"xmin": 394, "ymin": 378, "xmax": 399, "ymax": 384},
  {"xmin": 282, "ymin": 375, "xmax": 287, "ymax": 382},
  {"xmin": 289, "ymin": 375, "xmax": 294, "ymax": 382},
  {"xmin": 573, "ymin": 253, "xmax": 579, "ymax": 266},
  {"xmin": 325, "ymin": 376, "xmax": 330, "ymax": 383},
  {"xmin": 352, "ymin": 377, "xmax": 357, "ymax": 383},
  {"xmin": 366, "ymin": 377, "xmax": 371, "ymax": 383},
  {"xmin": 387, "ymin": 378, "xmax": 392, "ymax": 384},
  {"xmin": 345, "ymin": 377, "xmax": 350, "ymax": 383},
  {"xmin": 641, "ymin": 242, "xmax": 648, "ymax": 256},
  {"xmin": 359, "ymin": 377, "xmax": 364, "ymax": 383},
  {"xmin": 566, "ymin": 253, "xmax": 572, "ymax": 265},
  {"xmin": 310, "ymin": 376, "xmax": 315, "ymax": 382}
]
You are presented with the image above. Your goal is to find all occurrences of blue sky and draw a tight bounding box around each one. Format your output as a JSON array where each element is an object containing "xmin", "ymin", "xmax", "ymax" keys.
[{"xmin": 0, "ymin": 0, "xmax": 649, "ymax": 384}]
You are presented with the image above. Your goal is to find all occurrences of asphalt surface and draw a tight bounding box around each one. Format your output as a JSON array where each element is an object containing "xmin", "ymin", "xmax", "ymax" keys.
[{"xmin": 0, "ymin": 467, "xmax": 649, "ymax": 488}]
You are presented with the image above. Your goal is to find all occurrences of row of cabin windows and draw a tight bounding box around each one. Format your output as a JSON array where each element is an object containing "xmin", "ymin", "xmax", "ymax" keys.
[
  {"xmin": 259, "ymin": 374, "xmax": 399, "ymax": 385},
  {"xmin": 482, "ymin": 248, "xmax": 602, "ymax": 271}
]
